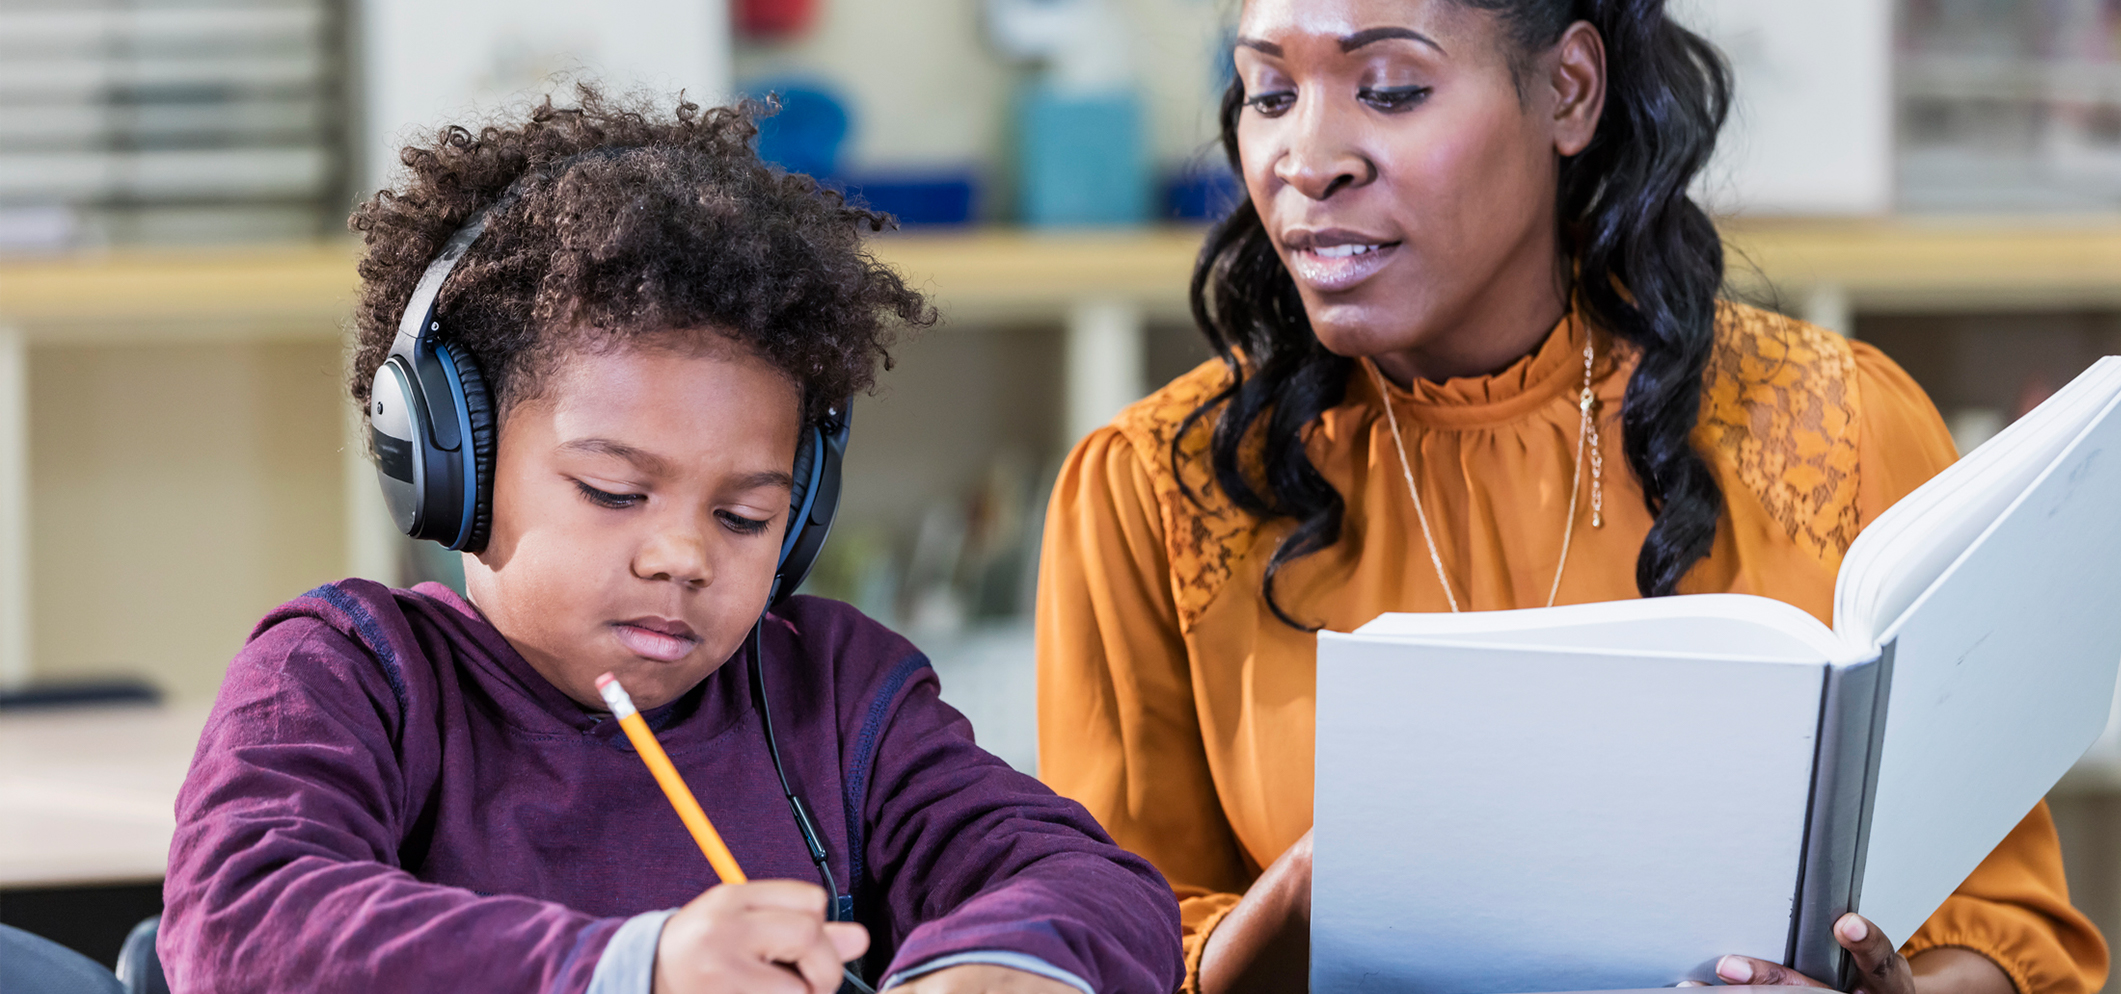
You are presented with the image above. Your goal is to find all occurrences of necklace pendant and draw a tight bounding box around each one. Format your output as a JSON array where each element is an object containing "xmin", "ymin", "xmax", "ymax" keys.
[{"xmin": 1592, "ymin": 511, "xmax": 1603, "ymax": 528}]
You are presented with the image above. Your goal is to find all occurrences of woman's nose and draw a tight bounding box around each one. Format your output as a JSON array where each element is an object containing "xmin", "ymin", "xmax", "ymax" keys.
[{"xmin": 1273, "ymin": 98, "xmax": 1377, "ymax": 201}]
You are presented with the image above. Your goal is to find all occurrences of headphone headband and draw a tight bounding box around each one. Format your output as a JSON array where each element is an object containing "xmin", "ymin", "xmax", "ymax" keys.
[{"xmin": 369, "ymin": 143, "xmax": 848, "ymax": 601}]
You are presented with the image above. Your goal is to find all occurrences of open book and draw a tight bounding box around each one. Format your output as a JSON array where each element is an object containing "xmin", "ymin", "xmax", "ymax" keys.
[{"xmin": 1311, "ymin": 357, "xmax": 2121, "ymax": 994}]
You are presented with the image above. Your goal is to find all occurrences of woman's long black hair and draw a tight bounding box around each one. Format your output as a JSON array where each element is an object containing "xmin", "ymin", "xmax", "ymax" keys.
[{"xmin": 1183, "ymin": 0, "xmax": 1733, "ymax": 628}]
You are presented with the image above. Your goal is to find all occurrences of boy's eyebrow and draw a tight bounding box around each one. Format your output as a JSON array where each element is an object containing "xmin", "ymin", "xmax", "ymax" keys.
[
  {"xmin": 729, "ymin": 469, "xmax": 796, "ymax": 492},
  {"xmin": 559, "ymin": 438, "xmax": 674, "ymax": 477},
  {"xmin": 559, "ymin": 438, "xmax": 795, "ymax": 491}
]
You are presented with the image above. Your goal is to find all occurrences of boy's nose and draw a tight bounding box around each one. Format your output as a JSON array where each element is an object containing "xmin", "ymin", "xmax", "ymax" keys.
[{"xmin": 633, "ymin": 527, "xmax": 712, "ymax": 587}]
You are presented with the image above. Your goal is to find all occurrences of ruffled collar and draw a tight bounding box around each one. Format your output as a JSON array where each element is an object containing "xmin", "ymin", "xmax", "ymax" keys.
[{"xmin": 1353, "ymin": 310, "xmax": 1591, "ymax": 430}]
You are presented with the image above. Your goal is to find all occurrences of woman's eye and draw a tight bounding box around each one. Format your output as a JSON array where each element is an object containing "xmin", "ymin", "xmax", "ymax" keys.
[
  {"xmin": 717, "ymin": 510, "xmax": 771, "ymax": 536},
  {"xmin": 1244, "ymin": 90, "xmax": 1296, "ymax": 116},
  {"xmin": 574, "ymin": 481, "xmax": 643, "ymax": 509},
  {"xmin": 1359, "ymin": 86, "xmax": 1430, "ymax": 112}
]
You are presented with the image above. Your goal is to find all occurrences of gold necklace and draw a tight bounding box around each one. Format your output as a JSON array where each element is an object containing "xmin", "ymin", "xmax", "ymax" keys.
[{"xmin": 1366, "ymin": 335, "xmax": 1602, "ymax": 613}]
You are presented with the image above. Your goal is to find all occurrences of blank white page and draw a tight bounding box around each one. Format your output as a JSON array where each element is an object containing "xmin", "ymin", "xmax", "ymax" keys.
[
  {"xmin": 1313, "ymin": 635, "xmax": 1826, "ymax": 994},
  {"xmin": 1355, "ymin": 594, "xmax": 1844, "ymax": 662},
  {"xmin": 1837, "ymin": 357, "xmax": 2121, "ymax": 646},
  {"xmin": 1855, "ymin": 385, "xmax": 2121, "ymax": 945}
]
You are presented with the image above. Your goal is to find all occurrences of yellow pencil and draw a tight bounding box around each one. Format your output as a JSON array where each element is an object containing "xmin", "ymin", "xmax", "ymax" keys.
[{"xmin": 596, "ymin": 672, "xmax": 748, "ymax": 885}]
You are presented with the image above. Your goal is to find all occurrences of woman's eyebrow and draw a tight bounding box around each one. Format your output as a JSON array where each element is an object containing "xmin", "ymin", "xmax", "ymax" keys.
[
  {"xmin": 1233, "ymin": 27, "xmax": 1445, "ymax": 58},
  {"xmin": 1341, "ymin": 26, "xmax": 1445, "ymax": 54}
]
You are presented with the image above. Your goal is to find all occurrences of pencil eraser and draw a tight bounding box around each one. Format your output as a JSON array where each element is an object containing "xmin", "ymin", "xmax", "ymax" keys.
[{"xmin": 595, "ymin": 672, "xmax": 616, "ymax": 690}]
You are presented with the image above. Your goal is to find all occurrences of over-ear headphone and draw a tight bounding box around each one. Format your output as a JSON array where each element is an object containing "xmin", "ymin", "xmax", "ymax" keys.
[{"xmin": 367, "ymin": 159, "xmax": 846, "ymax": 605}]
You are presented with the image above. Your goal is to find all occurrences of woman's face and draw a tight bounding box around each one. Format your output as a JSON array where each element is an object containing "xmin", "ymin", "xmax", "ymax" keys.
[
  {"xmin": 464, "ymin": 339, "xmax": 802, "ymax": 711},
  {"xmin": 1233, "ymin": 0, "xmax": 1604, "ymax": 381}
]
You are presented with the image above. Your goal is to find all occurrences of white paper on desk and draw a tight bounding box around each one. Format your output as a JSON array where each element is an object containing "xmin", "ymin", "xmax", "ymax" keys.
[{"xmin": 1311, "ymin": 639, "xmax": 1826, "ymax": 994}]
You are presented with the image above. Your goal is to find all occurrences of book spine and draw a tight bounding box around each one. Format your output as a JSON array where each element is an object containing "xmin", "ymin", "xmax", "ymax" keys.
[{"xmin": 1790, "ymin": 644, "xmax": 1892, "ymax": 984}]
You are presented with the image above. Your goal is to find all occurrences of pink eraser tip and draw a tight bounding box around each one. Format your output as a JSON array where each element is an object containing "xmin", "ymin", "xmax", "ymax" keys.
[{"xmin": 595, "ymin": 673, "xmax": 616, "ymax": 689}]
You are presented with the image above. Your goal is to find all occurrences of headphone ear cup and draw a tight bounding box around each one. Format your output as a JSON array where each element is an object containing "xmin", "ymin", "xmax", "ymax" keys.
[
  {"xmin": 454, "ymin": 351, "xmax": 499, "ymax": 554},
  {"xmin": 781, "ymin": 428, "xmax": 819, "ymax": 569}
]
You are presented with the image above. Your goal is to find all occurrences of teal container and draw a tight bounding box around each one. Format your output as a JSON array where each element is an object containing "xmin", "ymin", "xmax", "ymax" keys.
[{"xmin": 1017, "ymin": 87, "xmax": 1149, "ymax": 227}]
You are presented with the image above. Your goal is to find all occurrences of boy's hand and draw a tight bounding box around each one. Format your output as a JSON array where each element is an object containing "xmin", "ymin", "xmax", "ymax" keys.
[
  {"xmin": 653, "ymin": 880, "xmax": 868, "ymax": 994},
  {"xmin": 891, "ymin": 964, "xmax": 1082, "ymax": 994}
]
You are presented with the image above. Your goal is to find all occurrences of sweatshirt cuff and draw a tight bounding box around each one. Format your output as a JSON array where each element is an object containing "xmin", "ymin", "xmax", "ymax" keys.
[
  {"xmin": 882, "ymin": 951, "xmax": 1093, "ymax": 994},
  {"xmin": 587, "ymin": 909, "xmax": 678, "ymax": 994}
]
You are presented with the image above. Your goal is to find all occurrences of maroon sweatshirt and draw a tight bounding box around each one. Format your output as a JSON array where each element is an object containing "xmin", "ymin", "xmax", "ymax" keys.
[{"xmin": 160, "ymin": 580, "xmax": 1182, "ymax": 993}]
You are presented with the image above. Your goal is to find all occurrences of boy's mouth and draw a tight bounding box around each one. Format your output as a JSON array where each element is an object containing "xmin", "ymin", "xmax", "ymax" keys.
[{"xmin": 611, "ymin": 617, "xmax": 702, "ymax": 662}]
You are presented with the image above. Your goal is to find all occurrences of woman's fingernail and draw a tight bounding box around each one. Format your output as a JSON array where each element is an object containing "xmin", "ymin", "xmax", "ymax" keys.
[
  {"xmin": 1717, "ymin": 956, "xmax": 1754, "ymax": 983},
  {"xmin": 1841, "ymin": 916, "xmax": 1869, "ymax": 942}
]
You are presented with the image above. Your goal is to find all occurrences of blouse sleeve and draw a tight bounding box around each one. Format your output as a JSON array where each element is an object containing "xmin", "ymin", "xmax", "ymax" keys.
[
  {"xmin": 1853, "ymin": 342, "xmax": 2110, "ymax": 994},
  {"xmin": 1034, "ymin": 426, "xmax": 1250, "ymax": 987}
]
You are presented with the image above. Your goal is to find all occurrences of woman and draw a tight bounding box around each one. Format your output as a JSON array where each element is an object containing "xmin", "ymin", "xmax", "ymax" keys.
[{"xmin": 1034, "ymin": 1, "xmax": 2109, "ymax": 993}]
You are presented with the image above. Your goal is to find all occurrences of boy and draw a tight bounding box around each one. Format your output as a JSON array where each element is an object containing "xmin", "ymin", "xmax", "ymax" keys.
[{"xmin": 159, "ymin": 90, "xmax": 1184, "ymax": 994}]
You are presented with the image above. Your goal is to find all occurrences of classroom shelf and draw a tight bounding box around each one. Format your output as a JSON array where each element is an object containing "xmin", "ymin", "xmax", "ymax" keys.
[{"xmin": 6, "ymin": 218, "xmax": 2121, "ymax": 335}]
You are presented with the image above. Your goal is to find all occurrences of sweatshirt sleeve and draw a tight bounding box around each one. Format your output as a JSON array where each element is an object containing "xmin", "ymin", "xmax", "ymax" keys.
[
  {"xmin": 1035, "ymin": 426, "xmax": 1253, "ymax": 989},
  {"xmin": 1853, "ymin": 343, "xmax": 2110, "ymax": 993},
  {"xmin": 854, "ymin": 645, "xmax": 1184, "ymax": 993},
  {"xmin": 160, "ymin": 617, "xmax": 622, "ymax": 994}
]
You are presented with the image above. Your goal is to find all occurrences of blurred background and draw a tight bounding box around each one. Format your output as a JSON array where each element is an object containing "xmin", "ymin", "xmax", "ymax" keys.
[{"xmin": 2, "ymin": 0, "xmax": 2121, "ymax": 975}]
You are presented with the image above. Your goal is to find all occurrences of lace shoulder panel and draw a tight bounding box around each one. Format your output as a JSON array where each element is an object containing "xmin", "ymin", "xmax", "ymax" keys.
[
  {"xmin": 1693, "ymin": 301, "xmax": 1864, "ymax": 565},
  {"xmin": 1110, "ymin": 359, "xmax": 1265, "ymax": 634}
]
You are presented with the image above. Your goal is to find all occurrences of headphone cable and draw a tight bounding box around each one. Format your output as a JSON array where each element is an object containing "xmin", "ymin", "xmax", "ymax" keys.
[{"xmin": 749, "ymin": 620, "xmax": 876, "ymax": 994}]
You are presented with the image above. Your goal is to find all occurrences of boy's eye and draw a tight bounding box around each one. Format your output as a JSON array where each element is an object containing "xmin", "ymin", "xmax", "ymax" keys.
[
  {"xmin": 1244, "ymin": 90, "xmax": 1296, "ymax": 116},
  {"xmin": 1359, "ymin": 86, "xmax": 1430, "ymax": 112},
  {"xmin": 717, "ymin": 510, "xmax": 771, "ymax": 536},
  {"xmin": 574, "ymin": 480, "xmax": 644, "ymax": 509}
]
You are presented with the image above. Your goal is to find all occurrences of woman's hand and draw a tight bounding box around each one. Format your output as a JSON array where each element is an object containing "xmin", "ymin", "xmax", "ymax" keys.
[
  {"xmin": 1198, "ymin": 829, "xmax": 1313, "ymax": 994},
  {"xmin": 1705, "ymin": 914, "xmax": 2011, "ymax": 994},
  {"xmin": 889, "ymin": 964, "xmax": 1082, "ymax": 993},
  {"xmin": 653, "ymin": 880, "xmax": 869, "ymax": 994}
]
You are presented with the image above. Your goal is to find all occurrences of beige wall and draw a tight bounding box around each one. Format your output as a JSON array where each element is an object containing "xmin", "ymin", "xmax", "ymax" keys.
[{"xmin": 30, "ymin": 341, "xmax": 349, "ymax": 703}]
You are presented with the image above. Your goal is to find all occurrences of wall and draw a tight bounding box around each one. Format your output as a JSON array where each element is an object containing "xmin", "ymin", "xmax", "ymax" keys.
[
  {"xmin": 30, "ymin": 342, "xmax": 348, "ymax": 703},
  {"xmin": 732, "ymin": 0, "xmax": 1231, "ymax": 183}
]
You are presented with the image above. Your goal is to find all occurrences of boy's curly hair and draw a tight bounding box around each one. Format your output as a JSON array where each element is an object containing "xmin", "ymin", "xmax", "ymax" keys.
[{"xmin": 348, "ymin": 85, "xmax": 931, "ymax": 428}]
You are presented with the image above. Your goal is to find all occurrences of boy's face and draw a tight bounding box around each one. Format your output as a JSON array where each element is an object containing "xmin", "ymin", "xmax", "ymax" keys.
[{"xmin": 464, "ymin": 338, "xmax": 802, "ymax": 711}]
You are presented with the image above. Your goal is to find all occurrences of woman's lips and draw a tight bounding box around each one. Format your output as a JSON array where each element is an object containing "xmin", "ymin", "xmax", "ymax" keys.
[
  {"xmin": 611, "ymin": 621, "xmax": 701, "ymax": 662},
  {"xmin": 1286, "ymin": 241, "xmax": 1400, "ymax": 294}
]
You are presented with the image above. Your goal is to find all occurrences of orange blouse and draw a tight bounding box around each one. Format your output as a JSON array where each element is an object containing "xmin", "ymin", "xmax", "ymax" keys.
[{"xmin": 1035, "ymin": 302, "xmax": 2108, "ymax": 994}]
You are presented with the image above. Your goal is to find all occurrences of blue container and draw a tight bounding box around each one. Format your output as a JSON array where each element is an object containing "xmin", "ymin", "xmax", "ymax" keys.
[
  {"xmin": 1017, "ymin": 87, "xmax": 1149, "ymax": 227},
  {"xmin": 1163, "ymin": 163, "xmax": 1244, "ymax": 221},
  {"xmin": 844, "ymin": 172, "xmax": 978, "ymax": 226}
]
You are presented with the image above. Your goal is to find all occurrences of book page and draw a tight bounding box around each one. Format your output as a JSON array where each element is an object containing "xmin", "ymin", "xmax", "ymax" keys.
[
  {"xmin": 1836, "ymin": 357, "xmax": 2121, "ymax": 646},
  {"xmin": 1355, "ymin": 594, "xmax": 1846, "ymax": 662},
  {"xmin": 1853, "ymin": 382, "xmax": 2121, "ymax": 945}
]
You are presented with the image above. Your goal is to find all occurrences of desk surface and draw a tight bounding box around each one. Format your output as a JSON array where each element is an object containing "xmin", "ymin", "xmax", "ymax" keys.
[{"xmin": 0, "ymin": 704, "xmax": 209, "ymax": 888}]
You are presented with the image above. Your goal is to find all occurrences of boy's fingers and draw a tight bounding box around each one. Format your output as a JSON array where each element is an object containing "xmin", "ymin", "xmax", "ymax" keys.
[
  {"xmin": 1716, "ymin": 954, "xmax": 1830, "ymax": 989},
  {"xmin": 786, "ymin": 935, "xmax": 851, "ymax": 994},
  {"xmin": 722, "ymin": 879, "xmax": 831, "ymax": 914},
  {"xmin": 825, "ymin": 920, "xmax": 871, "ymax": 962}
]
